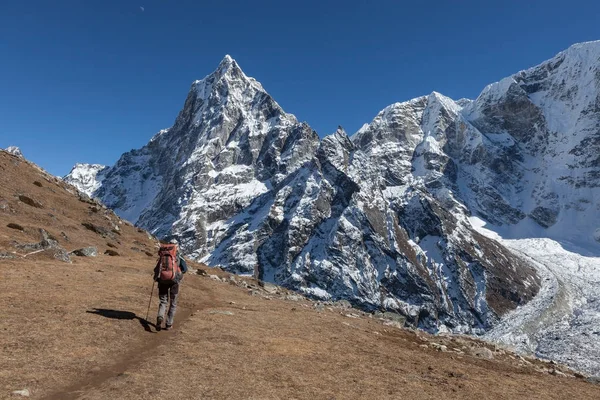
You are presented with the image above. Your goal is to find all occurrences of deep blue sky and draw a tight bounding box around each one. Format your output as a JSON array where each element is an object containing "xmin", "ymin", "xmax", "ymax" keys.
[{"xmin": 1, "ymin": 0, "xmax": 599, "ymax": 176}]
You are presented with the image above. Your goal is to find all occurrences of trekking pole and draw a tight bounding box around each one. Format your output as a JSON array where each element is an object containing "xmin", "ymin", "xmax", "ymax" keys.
[{"xmin": 145, "ymin": 281, "xmax": 156, "ymax": 322}]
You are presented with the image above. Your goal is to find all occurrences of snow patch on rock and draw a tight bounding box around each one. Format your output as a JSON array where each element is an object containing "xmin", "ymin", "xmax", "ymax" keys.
[{"xmin": 4, "ymin": 146, "xmax": 23, "ymax": 158}]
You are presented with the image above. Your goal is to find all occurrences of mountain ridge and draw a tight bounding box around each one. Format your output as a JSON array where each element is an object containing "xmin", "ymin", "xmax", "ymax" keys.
[{"xmin": 65, "ymin": 41, "xmax": 600, "ymax": 333}]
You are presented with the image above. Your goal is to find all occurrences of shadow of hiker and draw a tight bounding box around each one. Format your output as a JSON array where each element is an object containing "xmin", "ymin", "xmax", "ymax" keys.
[{"xmin": 87, "ymin": 308, "xmax": 155, "ymax": 333}]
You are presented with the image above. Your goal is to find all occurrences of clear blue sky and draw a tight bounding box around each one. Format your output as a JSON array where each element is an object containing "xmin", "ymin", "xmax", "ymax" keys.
[{"xmin": 1, "ymin": 0, "xmax": 599, "ymax": 176}]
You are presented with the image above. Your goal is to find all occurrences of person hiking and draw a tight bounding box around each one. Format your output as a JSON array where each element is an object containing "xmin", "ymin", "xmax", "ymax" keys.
[{"xmin": 153, "ymin": 239, "xmax": 188, "ymax": 331}]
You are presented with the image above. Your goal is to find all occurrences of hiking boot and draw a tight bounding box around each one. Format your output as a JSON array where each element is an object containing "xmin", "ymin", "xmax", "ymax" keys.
[
  {"xmin": 156, "ymin": 316, "xmax": 163, "ymax": 331},
  {"xmin": 164, "ymin": 324, "xmax": 172, "ymax": 331}
]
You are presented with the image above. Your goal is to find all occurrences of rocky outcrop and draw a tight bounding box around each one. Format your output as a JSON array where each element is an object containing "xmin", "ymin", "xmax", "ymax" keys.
[
  {"xmin": 18, "ymin": 195, "xmax": 43, "ymax": 209},
  {"xmin": 16, "ymin": 229, "xmax": 71, "ymax": 263},
  {"xmin": 71, "ymin": 247, "xmax": 98, "ymax": 257}
]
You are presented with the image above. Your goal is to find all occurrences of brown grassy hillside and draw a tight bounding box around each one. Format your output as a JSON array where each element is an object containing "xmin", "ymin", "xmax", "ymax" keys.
[{"xmin": 1, "ymin": 149, "xmax": 600, "ymax": 399}]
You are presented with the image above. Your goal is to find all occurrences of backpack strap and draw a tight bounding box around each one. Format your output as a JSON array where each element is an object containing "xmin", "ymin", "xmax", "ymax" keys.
[{"xmin": 153, "ymin": 258, "xmax": 160, "ymax": 280}]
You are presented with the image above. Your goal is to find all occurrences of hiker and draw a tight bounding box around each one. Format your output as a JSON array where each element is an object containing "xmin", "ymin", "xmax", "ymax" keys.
[{"xmin": 153, "ymin": 239, "xmax": 188, "ymax": 331}]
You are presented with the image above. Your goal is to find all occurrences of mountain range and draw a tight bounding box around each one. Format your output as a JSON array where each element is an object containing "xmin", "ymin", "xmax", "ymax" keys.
[{"xmin": 65, "ymin": 42, "xmax": 600, "ymax": 335}]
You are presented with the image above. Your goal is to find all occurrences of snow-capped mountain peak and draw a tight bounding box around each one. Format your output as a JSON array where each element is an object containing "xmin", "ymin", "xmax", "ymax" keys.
[
  {"xmin": 68, "ymin": 55, "xmax": 318, "ymax": 233},
  {"xmin": 4, "ymin": 146, "xmax": 23, "ymax": 158},
  {"xmin": 333, "ymin": 125, "xmax": 349, "ymax": 139},
  {"xmin": 63, "ymin": 163, "xmax": 108, "ymax": 197},
  {"xmin": 219, "ymin": 53, "xmax": 234, "ymax": 67},
  {"xmin": 191, "ymin": 54, "xmax": 267, "ymax": 103},
  {"xmin": 178, "ymin": 54, "xmax": 295, "ymax": 138}
]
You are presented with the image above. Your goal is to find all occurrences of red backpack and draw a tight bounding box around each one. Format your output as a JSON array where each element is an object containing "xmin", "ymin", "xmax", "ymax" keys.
[{"xmin": 156, "ymin": 244, "xmax": 181, "ymax": 283}]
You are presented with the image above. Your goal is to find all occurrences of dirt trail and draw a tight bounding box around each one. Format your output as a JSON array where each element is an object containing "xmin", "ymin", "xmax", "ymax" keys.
[{"xmin": 42, "ymin": 277, "xmax": 217, "ymax": 400}]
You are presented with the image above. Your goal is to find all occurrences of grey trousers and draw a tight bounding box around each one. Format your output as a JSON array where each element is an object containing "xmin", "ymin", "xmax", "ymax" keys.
[{"xmin": 157, "ymin": 282, "xmax": 179, "ymax": 326}]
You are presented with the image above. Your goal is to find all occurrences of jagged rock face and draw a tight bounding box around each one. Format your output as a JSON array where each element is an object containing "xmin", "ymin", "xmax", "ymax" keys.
[
  {"xmin": 459, "ymin": 42, "xmax": 600, "ymax": 249},
  {"xmin": 205, "ymin": 113, "xmax": 539, "ymax": 332},
  {"xmin": 66, "ymin": 43, "xmax": 600, "ymax": 331},
  {"xmin": 68, "ymin": 55, "xmax": 320, "ymax": 257}
]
